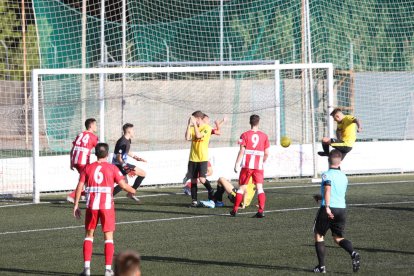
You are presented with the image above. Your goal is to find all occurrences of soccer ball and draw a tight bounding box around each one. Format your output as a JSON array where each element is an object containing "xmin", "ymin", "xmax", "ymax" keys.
[{"xmin": 280, "ymin": 136, "xmax": 291, "ymax": 148}]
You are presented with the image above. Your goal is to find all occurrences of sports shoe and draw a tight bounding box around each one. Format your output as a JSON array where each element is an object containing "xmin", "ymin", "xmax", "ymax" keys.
[
  {"xmin": 79, "ymin": 268, "xmax": 90, "ymax": 276},
  {"xmin": 253, "ymin": 212, "xmax": 265, "ymax": 218},
  {"xmin": 313, "ymin": 265, "xmax": 326, "ymax": 273},
  {"xmin": 229, "ymin": 210, "xmax": 237, "ymax": 217},
  {"xmin": 351, "ymin": 251, "xmax": 360, "ymax": 272},
  {"xmin": 127, "ymin": 193, "xmax": 140, "ymax": 202},
  {"xmin": 199, "ymin": 200, "xmax": 215, "ymax": 208},
  {"xmin": 215, "ymin": 201, "xmax": 224, "ymax": 207},
  {"xmin": 183, "ymin": 186, "xmax": 191, "ymax": 196},
  {"xmin": 189, "ymin": 200, "xmax": 199, "ymax": 208},
  {"xmin": 318, "ymin": 151, "xmax": 329, "ymax": 157},
  {"xmin": 104, "ymin": 269, "xmax": 114, "ymax": 276}
]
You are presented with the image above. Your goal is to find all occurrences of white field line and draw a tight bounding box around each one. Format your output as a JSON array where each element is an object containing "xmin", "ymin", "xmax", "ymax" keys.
[
  {"xmin": 0, "ymin": 179, "xmax": 412, "ymax": 208},
  {"xmin": 0, "ymin": 201, "xmax": 412, "ymax": 236}
]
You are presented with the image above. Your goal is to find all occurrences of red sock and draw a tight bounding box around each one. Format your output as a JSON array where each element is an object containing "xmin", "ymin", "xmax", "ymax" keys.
[
  {"xmin": 258, "ymin": 192, "xmax": 266, "ymax": 213},
  {"xmin": 81, "ymin": 190, "xmax": 86, "ymax": 197},
  {"xmin": 233, "ymin": 193, "xmax": 243, "ymax": 212},
  {"xmin": 104, "ymin": 240, "xmax": 114, "ymax": 268},
  {"xmin": 68, "ymin": 190, "xmax": 76, "ymax": 198},
  {"xmin": 83, "ymin": 238, "xmax": 93, "ymax": 265}
]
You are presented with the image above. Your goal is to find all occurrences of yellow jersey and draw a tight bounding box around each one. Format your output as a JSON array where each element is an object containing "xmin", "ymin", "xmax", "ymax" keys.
[
  {"xmin": 242, "ymin": 179, "xmax": 256, "ymax": 208},
  {"xmin": 336, "ymin": 115, "xmax": 357, "ymax": 147},
  {"xmin": 189, "ymin": 124, "xmax": 212, "ymax": 162}
]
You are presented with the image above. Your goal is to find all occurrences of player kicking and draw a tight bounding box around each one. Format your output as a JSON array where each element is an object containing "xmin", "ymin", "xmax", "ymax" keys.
[
  {"xmin": 312, "ymin": 149, "xmax": 361, "ymax": 273},
  {"xmin": 185, "ymin": 111, "xmax": 215, "ymax": 206},
  {"xmin": 73, "ymin": 143, "xmax": 136, "ymax": 276},
  {"xmin": 112, "ymin": 123, "xmax": 147, "ymax": 202},
  {"xmin": 318, "ymin": 108, "xmax": 362, "ymax": 160},
  {"xmin": 231, "ymin": 114, "xmax": 270, "ymax": 218},
  {"xmin": 67, "ymin": 118, "xmax": 99, "ymax": 203}
]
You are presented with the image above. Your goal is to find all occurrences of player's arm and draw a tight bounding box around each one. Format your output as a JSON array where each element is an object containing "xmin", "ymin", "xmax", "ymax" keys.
[
  {"xmin": 128, "ymin": 152, "xmax": 146, "ymax": 162},
  {"xmin": 353, "ymin": 117, "xmax": 362, "ymax": 132},
  {"xmin": 185, "ymin": 116, "xmax": 196, "ymax": 141},
  {"xmin": 73, "ymin": 180, "xmax": 85, "ymax": 219},
  {"xmin": 213, "ymin": 117, "xmax": 226, "ymax": 135},
  {"xmin": 336, "ymin": 129, "xmax": 342, "ymax": 141},
  {"xmin": 69, "ymin": 146, "xmax": 75, "ymax": 170},
  {"xmin": 323, "ymin": 183, "xmax": 334, "ymax": 219},
  {"xmin": 234, "ymin": 145, "xmax": 245, "ymax": 173},
  {"xmin": 117, "ymin": 178, "xmax": 136, "ymax": 194},
  {"xmin": 263, "ymin": 147, "xmax": 269, "ymax": 163}
]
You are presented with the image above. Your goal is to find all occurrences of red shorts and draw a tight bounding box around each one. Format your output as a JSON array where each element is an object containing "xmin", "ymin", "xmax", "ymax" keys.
[
  {"xmin": 73, "ymin": 164, "xmax": 87, "ymax": 174},
  {"xmin": 239, "ymin": 168, "xmax": 264, "ymax": 185},
  {"xmin": 85, "ymin": 208, "xmax": 116, "ymax": 232}
]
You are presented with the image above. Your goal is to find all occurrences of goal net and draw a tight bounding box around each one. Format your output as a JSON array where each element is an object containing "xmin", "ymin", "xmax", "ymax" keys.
[{"xmin": 29, "ymin": 63, "xmax": 333, "ymax": 203}]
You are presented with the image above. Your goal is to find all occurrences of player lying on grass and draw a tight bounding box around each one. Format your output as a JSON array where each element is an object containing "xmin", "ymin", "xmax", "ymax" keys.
[
  {"xmin": 112, "ymin": 123, "xmax": 147, "ymax": 202},
  {"xmin": 231, "ymin": 114, "xmax": 270, "ymax": 218},
  {"xmin": 73, "ymin": 143, "xmax": 136, "ymax": 276},
  {"xmin": 183, "ymin": 115, "xmax": 225, "ymax": 195},
  {"xmin": 318, "ymin": 108, "xmax": 362, "ymax": 160},
  {"xmin": 312, "ymin": 149, "xmax": 361, "ymax": 273},
  {"xmin": 198, "ymin": 176, "xmax": 256, "ymax": 208},
  {"xmin": 67, "ymin": 118, "xmax": 99, "ymax": 203}
]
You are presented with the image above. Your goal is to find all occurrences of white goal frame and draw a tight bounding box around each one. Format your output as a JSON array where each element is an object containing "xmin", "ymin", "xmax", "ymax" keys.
[{"xmin": 31, "ymin": 63, "xmax": 334, "ymax": 203}]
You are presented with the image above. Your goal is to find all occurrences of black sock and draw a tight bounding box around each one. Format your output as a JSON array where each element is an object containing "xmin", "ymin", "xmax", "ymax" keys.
[
  {"xmin": 322, "ymin": 143, "xmax": 329, "ymax": 154},
  {"xmin": 339, "ymin": 239, "xmax": 354, "ymax": 256},
  {"xmin": 214, "ymin": 185, "xmax": 225, "ymax": 202},
  {"xmin": 113, "ymin": 185, "xmax": 122, "ymax": 196},
  {"xmin": 132, "ymin": 176, "xmax": 145, "ymax": 189},
  {"xmin": 203, "ymin": 179, "xmax": 213, "ymax": 193},
  {"xmin": 315, "ymin": 241, "xmax": 326, "ymax": 267},
  {"xmin": 191, "ymin": 180, "xmax": 198, "ymax": 201}
]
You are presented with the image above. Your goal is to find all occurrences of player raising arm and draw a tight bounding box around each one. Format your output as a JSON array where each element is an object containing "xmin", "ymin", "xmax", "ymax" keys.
[
  {"xmin": 318, "ymin": 108, "xmax": 362, "ymax": 160},
  {"xmin": 67, "ymin": 118, "xmax": 99, "ymax": 203},
  {"xmin": 112, "ymin": 123, "xmax": 147, "ymax": 202},
  {"xmin": 231, "ymin": 114, "xmax": 269, "ymax": 218},
  {"xmin": 312, "ymin": 149, "xmax": 360, "ymax": 273},
  {"xmin": 73, "ymin": 143, "xmax": 136, "ymax": 276}
]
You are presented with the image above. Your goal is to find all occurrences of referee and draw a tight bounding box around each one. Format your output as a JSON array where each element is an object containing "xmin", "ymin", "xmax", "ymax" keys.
[{"xmin": 313, "ymin": 149, "xmax": 361, "ymax": 273}]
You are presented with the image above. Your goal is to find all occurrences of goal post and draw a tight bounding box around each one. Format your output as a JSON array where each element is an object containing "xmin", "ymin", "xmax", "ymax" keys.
[{"xmin": 31, "ymin": 63, "xmax": 334, "ymax": 203}]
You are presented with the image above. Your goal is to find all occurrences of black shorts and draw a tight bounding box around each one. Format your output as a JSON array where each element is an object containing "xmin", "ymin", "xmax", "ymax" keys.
[
  {"xmin": 116, "ymin": 163, "xmax": 136, "ymax": 176},
  {"xmin": 313, "ymin": 206, "xmax": 346, "ymax": 237},
  {"xmin": 330, "ymin": 138, "xmax": 352, "ymax": 159},
  {"xmin": 187, "ymin": 161, "xmax": 208, "ymax": 179}
]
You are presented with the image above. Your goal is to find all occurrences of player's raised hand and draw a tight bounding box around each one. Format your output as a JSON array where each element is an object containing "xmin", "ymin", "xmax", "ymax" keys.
[
  {"xmin": 234, "ymin": 164, "xmax": 239, "ymax": 173},
  {"xmin": 74, "ymin": 206, "xmax": 81, "ymax": 219},
  {"xmin": 357, "ymin": 127, "xmax": 362, "ymax": 133},
  {"xmin": 190, "ymin": 116, "xmax": 197, "ymax": 126}
]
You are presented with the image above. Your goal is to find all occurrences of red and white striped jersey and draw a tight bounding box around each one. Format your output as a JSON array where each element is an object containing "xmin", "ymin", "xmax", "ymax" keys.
[
  {"xmin": 80, "ymin": 161, "xmax": 124, "ymax": 210},
  {"xmin": 238, "ymin": 130, "xmax": 270, "ymax": 170},
  {"xmin": 71, "ymin": 131, "xmax": 98, "ymax": 166}
]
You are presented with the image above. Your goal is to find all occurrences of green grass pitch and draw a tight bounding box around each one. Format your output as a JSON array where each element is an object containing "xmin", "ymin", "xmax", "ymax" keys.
[{"xmin": 0, "ymin": 174, "xmax": 413, "ymax": 275}]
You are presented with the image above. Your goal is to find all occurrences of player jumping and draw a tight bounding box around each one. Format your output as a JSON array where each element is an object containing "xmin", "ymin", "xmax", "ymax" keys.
[
  {"xmin": 112, "ymin": 123, "xmax": 147, "ymax": 202},
  {"xmin": 231, "ymin": 114, "xmax": 270, "ymax": 218},
  {"xmin": 318, "ymin": 108, "xmax": 362, "ymax": 160},
  {"xmin": 73, "ymin": 143, "xmax": 136, "ymax": 276},
  {"xmin": 67, "ymin": 118, "xmax": 99, "ymax": 203}
]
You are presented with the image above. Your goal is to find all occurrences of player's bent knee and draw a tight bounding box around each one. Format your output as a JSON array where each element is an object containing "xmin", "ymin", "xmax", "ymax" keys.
[
  {"xmin": 333, "ymin": 236, "xmax": 343, "ymax": 244},
  {"xmin": 322, "ymin": 137, "xmax": 330, "ymax": 143}
]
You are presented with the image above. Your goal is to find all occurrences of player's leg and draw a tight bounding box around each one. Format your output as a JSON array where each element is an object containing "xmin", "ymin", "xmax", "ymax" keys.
[
  {"xmin": 113, "ymin": 165, "xmax": 128, "ymax": 196},
  {"xmin": 252, "ymin": 170, "xmax": 265, "ymax": 217},
  {"xmin": 101, "ymin": 209, "xmax": 116, "ymax": 275},
  {"xmin": 198, "ymin": 161, "xmax": 214, "ymax": 200},
  {"xmin": 188, "ymin": 161, "xmax": 199, "ymax": 205},
  {"xmin": 230, "ymin": 168, "xmax": 250, "ymax": 216},
  {"xmin": 67, "ymin": 165, "xmax": 86, "ymax": 203},
  {"xmin": 331, "ymin": 208, "xmax": 360, "ymax": 272},
  {"xmin": 318, "ymin": 137, "xmax": 331, "ymax": 157},
  {"xmin": 213, "ymin": 177, "xmax": 226, "ymax": 202},
  {"xmin": 82, "ymin": 209, "xmax": 98, "ymax": 276},
  {"xmin": 313, "ymin": 207, "xmax": 330, "ymax": 273}
]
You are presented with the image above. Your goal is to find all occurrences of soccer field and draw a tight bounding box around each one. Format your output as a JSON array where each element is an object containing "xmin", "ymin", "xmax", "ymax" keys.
[{"xmin": 0, "ymin": 174, "xmax": 413, "ymax": 275}]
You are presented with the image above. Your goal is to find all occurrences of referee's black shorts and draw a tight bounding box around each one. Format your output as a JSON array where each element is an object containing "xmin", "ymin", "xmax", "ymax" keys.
[
  {"xmin": 313, "ymin": 206, "xmax": 347, "ymax": 237},
  {"xmin": 187, "ymin": 161, "xmax": 208, "ymax": 179}
]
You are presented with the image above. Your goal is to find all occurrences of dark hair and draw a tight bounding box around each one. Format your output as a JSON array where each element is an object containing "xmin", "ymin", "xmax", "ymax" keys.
[
  {"xmin": 85, "ymin": 118, "xmax": 96, "ymax": 130},
  {"xmin": 95, "ymin": 143, "xmax": 109, "ymax": 159},
  {"xmin": 250, "ymin": 114, "xmax": 260, "ymax": 126},
  {"xmin": 114, "ymin": 250, "xmax": 141, "ymax": 276},
  {"xmin": 330, "ymin": 108, "xmax": 342, "ymax": 117},
  {"xmin": 122, "ymin": 123, "xmax": 134, "ymax": 134},
  {"xmin": 202, "ymin": 113, "xmax": 209, "ymax": 119},
  {"xmin": 192, "ymin": 110, "xmax": 204, "ymax": 118},
  {"xmin": 328, "ymin": 149, "xmax": 342, "ymax": 165}
]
